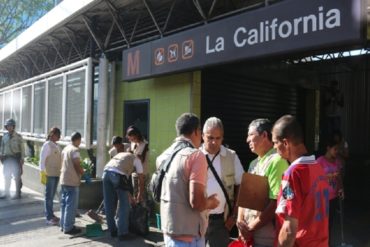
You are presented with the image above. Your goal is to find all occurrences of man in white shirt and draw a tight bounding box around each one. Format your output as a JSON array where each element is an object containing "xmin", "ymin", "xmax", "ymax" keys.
[{"xmin": 201, "ymin": 117, "xmax": 244, "ymax": 247}]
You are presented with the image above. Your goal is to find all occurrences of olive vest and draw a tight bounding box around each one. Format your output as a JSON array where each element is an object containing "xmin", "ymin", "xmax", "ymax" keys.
[
  {"xmin": 160, "ymin": 147, "xmax": 207, "ymax": 237},
  {"xmin": 105, "ymin": 152, "xmax": 135, "ymax": 175},
  {"xmin": 60, "ymin": 144, "xmax": 81, "ymax": 187},
  {"xmin": 44, "ymin": 141, "xmax": 62, "ymax": 177},
  {"xmin": 218, "ymin": 147, "xmax": 237, "ymax": 219}
]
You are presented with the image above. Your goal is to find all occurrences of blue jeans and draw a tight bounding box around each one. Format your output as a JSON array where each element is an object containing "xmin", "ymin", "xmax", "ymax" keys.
[
  {"xmin": 75, "ymin": 186, "xmax": 80, "ymax": 213},
  {"xmin": 102, "ymin": 170, "xmax": 130, "ymax": 235},
  {"xmin": 44, "ymin": 176, "xmax": 59, "ymax": 220},
  {"xmin": 60, "ymin": 185, "xmax": 78, "ymax": 232},
  {"xmin": 164, "ymin": 235, "xmax": 205, "ymax": 247}
]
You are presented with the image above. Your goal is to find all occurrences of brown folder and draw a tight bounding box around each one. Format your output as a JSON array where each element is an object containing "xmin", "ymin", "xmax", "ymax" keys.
[{"xmin": 237, "ymin": 172, "xmax": 269, "ymax": 211}]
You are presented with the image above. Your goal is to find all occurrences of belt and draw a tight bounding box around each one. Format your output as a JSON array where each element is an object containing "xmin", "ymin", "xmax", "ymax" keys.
[
  {"xmin": 2, "ymin": 155, "xmax": 19, "ymax": 160},
  {"xmin": 209, "ymin": 213, "xmax": 224, "ymax": 220}
]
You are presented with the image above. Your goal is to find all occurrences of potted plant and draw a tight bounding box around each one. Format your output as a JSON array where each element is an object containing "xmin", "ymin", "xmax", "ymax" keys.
[{"xmin": 81, "ymin": 158, "xmax": 93, "ymax": 184}]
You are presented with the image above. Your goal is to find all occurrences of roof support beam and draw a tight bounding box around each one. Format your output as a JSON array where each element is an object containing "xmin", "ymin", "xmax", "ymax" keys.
[
  {"xmin": 193, "ymin": 0, "xmax": 207, "ymax": 23},
  {"xmin": 143, "ymin": 0, "xmax": 163, "ymax": 37},
  {"xmin": 162, "ymin": 0, "xmax": 177, "ymax": 33},
  {"xmin": 83, "ymin": 16, "xmax": 104, "ymax": 53},
  {"xmin": 37, "ymin": 43, "xmax": 58, "ymax": 71},
  {"xmin": 66, "ymin": 44, "xmax": 74, "ymax": 64},
  {"xmin": 17, "ymin": 57, "xmax": 31, "ymax": 77},
  {"xmin": 48, "ymin": 37, "xmax": 67, "ymax": 65},
  {"xmin": 104, "ymin": 21, "xmax": 115, "ymax": 50},
  {"xmin": 129, "ymin": 13, "xmax": 141, "ymax": 43},
  {"xmin": 63, "ymin": 28, "xmax": 83, "ymax": 60},
  {"xmin": 208, "ymin": 0, "xmax": 218, "ymax": 18},
  {"xmin": 105, "ymin": 0, "xmax": 130, "ymax": 48},
  {"xmin": 25, "ymin": 53, "xmax": 42, "ymax": 74},
  {"xmin": 52, "ymin": 53, "xmax": 58, "ymax": 68}
]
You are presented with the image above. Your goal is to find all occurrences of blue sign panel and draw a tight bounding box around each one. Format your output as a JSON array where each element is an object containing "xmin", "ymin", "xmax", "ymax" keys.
[{"xmin": 123, "ymin": 0, "xmax": 364, "ymax": 81}]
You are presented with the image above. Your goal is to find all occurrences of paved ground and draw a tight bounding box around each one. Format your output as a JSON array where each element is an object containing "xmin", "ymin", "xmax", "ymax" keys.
[
  {"xmin": 0, "ymin": 165, "xmax": 369, "ymax": 247},
  {"xmin": 0, "ymin": 166, "xmax": 164, "ymax": 247}
]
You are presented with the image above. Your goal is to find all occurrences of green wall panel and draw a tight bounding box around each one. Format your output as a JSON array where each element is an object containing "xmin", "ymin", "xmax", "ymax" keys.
[{"xmin": 113, "ymin": 63, "xmax": 201, "ymax": 174}]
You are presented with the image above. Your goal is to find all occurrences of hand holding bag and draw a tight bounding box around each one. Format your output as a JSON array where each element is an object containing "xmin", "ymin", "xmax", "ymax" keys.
[{"xmin": 129, "ymin": 203, "xmax": 149, "ymax": 236}]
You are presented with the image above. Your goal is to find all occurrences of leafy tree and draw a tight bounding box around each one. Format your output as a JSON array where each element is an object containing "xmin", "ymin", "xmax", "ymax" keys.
[{"xmin": 0, "ymin": 0, "xmax": 55, "ymax": 48}]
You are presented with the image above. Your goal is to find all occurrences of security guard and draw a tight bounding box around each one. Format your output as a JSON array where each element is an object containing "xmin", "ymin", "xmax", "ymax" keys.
[{"xmin": 0, "ymin": 119, "xmax": 24, "ymax": 199}]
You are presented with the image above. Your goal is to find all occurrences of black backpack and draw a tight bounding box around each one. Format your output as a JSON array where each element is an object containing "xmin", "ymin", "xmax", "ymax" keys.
[{"xmin": 149, "ymin": 141, "xmax": 193, "ymax": 203}]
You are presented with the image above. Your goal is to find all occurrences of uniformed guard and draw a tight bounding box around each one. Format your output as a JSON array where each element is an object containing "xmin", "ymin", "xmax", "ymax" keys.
[{"xmin": 0, "ymin": 118, "xmax": 25, "ymax": 199}]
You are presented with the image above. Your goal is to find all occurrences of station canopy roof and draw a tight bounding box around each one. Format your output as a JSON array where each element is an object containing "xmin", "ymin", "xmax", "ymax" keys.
[{"xmin": 0, "ymin": 0, "xmax": 368, "ymax": 86}]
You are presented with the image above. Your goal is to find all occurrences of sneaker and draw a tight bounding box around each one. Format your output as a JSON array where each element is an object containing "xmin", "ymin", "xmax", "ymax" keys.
[
  {"xmin": 52, "ymin": 216, "xmax": 60, "ymax": 221},
  {"xmin": 65, "ymin": 226, "xmax": 82, "ymax": 235},
  {"xmin": 46, "ymin": 218, "xmax": 59, "ymax": 226}
]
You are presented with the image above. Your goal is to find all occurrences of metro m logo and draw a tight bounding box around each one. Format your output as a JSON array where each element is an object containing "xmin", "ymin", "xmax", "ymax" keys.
[{"xmin": 127, "ymin": 50, "xmax": 140, "ymax": 76}]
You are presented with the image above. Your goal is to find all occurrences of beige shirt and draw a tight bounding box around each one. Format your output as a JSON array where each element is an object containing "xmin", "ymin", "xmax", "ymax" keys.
[
  {"xmin": 104, "ymin": 152, "xmax": 143, "ymax": 176},
  {"xmin": 39, "ymin": 141, "xmax": 62, "ymax": 177},
  {"xmin": 60, "ymin": 144, "xmax": 81, "ymax": 187}
]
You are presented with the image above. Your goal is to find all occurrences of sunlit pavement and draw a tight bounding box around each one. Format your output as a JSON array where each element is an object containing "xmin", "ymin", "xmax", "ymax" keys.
[
  {"xmin": 0, "ymin": 165, "xmax": 369, "ymax": 246},
  {"xmin": 0, "ymin": 166, "xmax": 164, "ymax": 247}
]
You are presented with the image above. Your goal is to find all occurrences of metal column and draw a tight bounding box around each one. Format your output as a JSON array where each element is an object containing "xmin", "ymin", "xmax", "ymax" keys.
[{"xmin": 96, "ymin": 55, "xmax": 108, "ymax": 178}]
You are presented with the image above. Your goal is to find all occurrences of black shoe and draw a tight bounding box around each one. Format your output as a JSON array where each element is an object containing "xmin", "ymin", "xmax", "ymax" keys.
[
  {"xmin": 110, "ymin": 230, "xmax": 117, "ymax": 238},
  {"xmin": 118, "ymin": 233, "xmax": 136, "ymax": 241},
  {"xmin": 65, "ymin": 226, "xmax": 82, "ymax": 235},
  {"xmin": 0, "ymin": 195, "xmax": 7, "ymax": 199}
]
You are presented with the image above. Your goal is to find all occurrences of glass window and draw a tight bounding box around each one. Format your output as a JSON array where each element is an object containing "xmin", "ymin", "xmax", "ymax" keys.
[
  {"xmin": 33, "ymin": 82, "xmax": 46, "ymax": 134},
  {"xmin": 4, "ymin": 92, "xmax": 12, "ymax": 122},
  {"xmin": 21, "ymin": 86, "xmax": 32, "ymax": 133},
  {"xmin": 48, "ymin": 77, "xmax": 63, "ymax": 130},
  {"xmin": 66, "ymin": 70, "xmax": 85, "ymax": 137},
  {"xmin": 0, "ymin": 59, "xmax": 92, "ymax": 145},
  {"xmin": 12, "ymin": 89, "xmax": 21, "ymax": 127}
]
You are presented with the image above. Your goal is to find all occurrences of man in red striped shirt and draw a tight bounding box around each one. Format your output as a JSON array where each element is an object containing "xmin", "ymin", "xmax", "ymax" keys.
[{"xmin": 272, "ymin": 115, "xmax": 329, "ymax": 247}]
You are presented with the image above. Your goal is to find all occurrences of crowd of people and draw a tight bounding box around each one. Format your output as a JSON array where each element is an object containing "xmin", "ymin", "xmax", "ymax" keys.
[
  {"xmin": 156, "ymin": 113, "xmax": 346, "ymax": 247},
  {"xmin": 0, "ymin": 114, "xmax": 347, "ymax": 246}
]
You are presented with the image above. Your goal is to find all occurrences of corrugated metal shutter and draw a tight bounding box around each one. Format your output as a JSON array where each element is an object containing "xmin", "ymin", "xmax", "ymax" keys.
[
  {"xmin": 201, "ymin": 68, "xmax": 302, "ymax": 168},
  {"xmin": 317, "ymin": 55, "xmax": 370, "ymax": 156}
]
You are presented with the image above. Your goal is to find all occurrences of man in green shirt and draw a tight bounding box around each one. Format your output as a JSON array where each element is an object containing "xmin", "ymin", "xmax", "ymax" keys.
[{"xmin": 237, "ymin": 119, "xmax": 288, "ymax": 247}]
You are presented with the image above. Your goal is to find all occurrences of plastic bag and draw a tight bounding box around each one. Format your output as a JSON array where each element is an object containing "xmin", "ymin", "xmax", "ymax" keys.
[
  {"xmin": 40, "ymin": 171, "xmax": 47, "ymax": 185},
  {"xmin": 228, "ymin": 238, "xmax": 253, "ymax": 247},
  {"xmin": 85, "ymin": 223, "xmax": 104, "ymax": 237},
  {"xmin": 129, "ymin": 203, "xmax": 149, "ymax": 236}
]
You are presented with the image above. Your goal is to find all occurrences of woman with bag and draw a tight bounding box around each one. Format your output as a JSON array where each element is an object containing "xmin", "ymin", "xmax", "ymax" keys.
[
  {"xmin": 126, "ymin": 126, "xmax": 149, "ymax": 200},
  {"xmin": 39, "ymin": 127, "xmax": 62, "ymax": 226}
]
